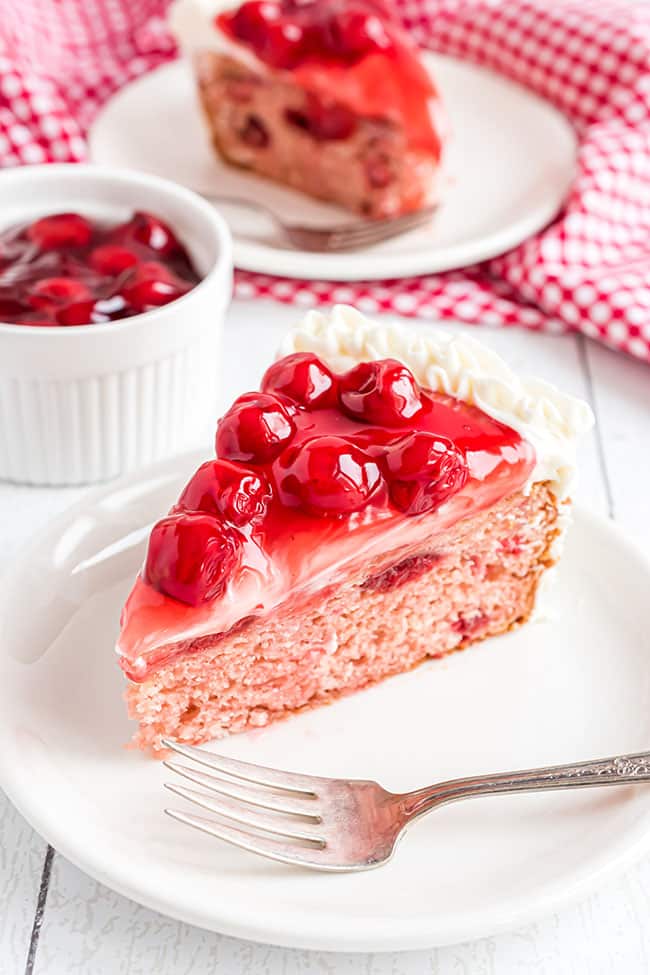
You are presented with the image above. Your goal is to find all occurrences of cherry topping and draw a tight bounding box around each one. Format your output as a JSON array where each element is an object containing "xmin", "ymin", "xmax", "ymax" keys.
[
  {"xmin": 26, "ymin": 213, "xmax": 92, "ymax": 251},
  {"xmin": 276, "ymin": 435, "xmax": 382, "ymax": 516},
  {"xmin": 116, "ymin": 211, "xmax": 181, "ymax": 256},
  {"xmin": 231, "ymin": 2, "xmax": 308, "ymax": 69},
  {"xmin": 384, "ymin": 432, "xmax": 469, "ymax": 515},
  {"xmin": 261, "ymin": 352, "xmax": 337, "ymax": 408},
  {"xmin": 56, "ymin": 300, "xmax": 105, "ymax": 327},
  {"xmin": 323, "ymin": 7, "xmax": 392, "ymax": 61},
  {"xmin": 339, "ymin": 358, "xmax": 422, "ymax": 426},
  {"xmin": 89, "ymin": 244, "xmax": 139, "ymax": 275},
  {"xmin": 121, "ymin": 261, "xmax": 191, "ymax": 311},
  {"xmin": 178, "ymin": 458, "xmax": 271, "ymax": 527},
  {"xmin": 216, "ymin": 392, "xmax": 296, "ymax": 464},
  {"xmin": 0, "ymin": 210, "xmax": 201, "ymax": 328},
  {"xmin": 144, "ymin": 511, "xmax": 242, "ymax": 606}
]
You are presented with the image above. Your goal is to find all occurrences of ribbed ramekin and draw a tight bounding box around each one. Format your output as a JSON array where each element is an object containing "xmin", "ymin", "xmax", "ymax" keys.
[{"xmin": 0, "ymin": 165, "xmax": 232, "ymax": 486}]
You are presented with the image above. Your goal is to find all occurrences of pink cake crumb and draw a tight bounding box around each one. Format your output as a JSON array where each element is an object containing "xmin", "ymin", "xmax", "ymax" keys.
[{"xmin": 126, "ymin": 483, "xmax": 560, "ymax": 755}]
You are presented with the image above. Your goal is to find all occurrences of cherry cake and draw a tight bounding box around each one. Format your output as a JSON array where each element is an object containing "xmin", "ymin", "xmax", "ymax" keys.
[
  {"xmin": 117, "ymin": 306, "xmax": 593, "ymax": 755},
  {"xmin": 171, "ymin": 0, "xmax": 444, "ymax": 217}
]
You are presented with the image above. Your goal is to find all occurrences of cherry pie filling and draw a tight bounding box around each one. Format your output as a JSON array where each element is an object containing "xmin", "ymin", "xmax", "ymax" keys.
[
  {"xmin": 139, "ymin": 353, "xmax": 535, "ymax": 610},
  {"xmin": 216, "ymin": 0, "xmax": 441, "ymax": 156},
  {"xmin": 0, "ymin": 211, "xmax": 201, "ymax": 327}
]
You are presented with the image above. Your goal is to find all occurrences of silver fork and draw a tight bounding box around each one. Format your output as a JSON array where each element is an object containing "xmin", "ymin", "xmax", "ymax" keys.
[
  {"xmin": 200, "ymin": 194, "xmax": 437, "ymax": 252},
  {"xmin": 163, "ymin": 739, "xmax": 650, "ymax": 872}
]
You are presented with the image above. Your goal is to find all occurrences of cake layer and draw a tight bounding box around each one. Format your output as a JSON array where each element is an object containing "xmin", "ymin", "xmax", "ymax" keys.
[
  {"xmin": 195, "ymin": 52, "xmax": 440, "ymax": 218},
  {"xmin": 118, "ymin": 382, "xmax": 535, "ymax": 681},
  {"xmin": 127, "ymin": 482, "xmax": 559, "ymax": 754}
]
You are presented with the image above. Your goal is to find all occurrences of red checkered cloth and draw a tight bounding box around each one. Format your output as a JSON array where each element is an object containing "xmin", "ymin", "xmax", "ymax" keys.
[{"xmin": 1, "ymin": 0, "xmax": 649, "ymax": 362}]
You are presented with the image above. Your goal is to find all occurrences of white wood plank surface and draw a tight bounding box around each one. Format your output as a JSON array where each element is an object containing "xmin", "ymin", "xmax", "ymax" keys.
[{"xmin": 1, "ymin": 301, "xmax": 649, "ymax": 974}]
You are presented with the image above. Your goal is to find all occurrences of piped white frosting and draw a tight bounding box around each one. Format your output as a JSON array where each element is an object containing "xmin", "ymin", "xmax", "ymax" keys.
[
  {"xmin": 170, "ymin": 0, "xmax": 269, "ymax": 72},
  {"xmin": 279, "ymin": 305, "xmax": 594, "ymax": 500}
]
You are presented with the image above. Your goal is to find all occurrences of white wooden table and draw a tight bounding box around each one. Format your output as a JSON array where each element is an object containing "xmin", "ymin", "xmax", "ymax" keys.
[{"xmin": 2, "ymin": 299, "xmax": 649, "ymax": 975}]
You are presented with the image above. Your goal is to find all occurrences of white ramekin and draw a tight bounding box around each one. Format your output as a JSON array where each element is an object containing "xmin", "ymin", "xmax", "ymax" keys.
[{"xmin": 0, "ymin": 164, "xmax": 232, "ymax": 486}]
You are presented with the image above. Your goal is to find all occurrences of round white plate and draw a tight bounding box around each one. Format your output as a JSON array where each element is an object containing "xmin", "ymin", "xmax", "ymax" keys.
[
  {"xmin": 1, "ymin": 454, "xmax": 649, "ymax": 952},
  {"xmin": 89, "ymin": 57, "xmax": 577, "ymax": 281}
]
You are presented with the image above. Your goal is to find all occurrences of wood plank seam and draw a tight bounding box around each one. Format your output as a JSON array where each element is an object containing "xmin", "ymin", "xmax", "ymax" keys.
[{"xmin": 24, "ymin": 845, "xmax": 55, "ymax": 975}]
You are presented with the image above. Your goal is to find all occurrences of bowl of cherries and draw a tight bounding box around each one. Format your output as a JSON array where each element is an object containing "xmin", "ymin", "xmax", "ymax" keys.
[{"xmin": 0, "ymin": 164, "xmax": 232, "ymax": 485}]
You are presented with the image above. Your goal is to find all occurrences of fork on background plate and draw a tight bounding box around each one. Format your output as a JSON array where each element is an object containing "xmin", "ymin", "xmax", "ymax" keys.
[
  {"xmin": 163, "ymin": 739, "xmax": 650, "ymax": 872},
  {"xmin": 200, "ymin": 194, "xmax": 437, "ymax": 252}
]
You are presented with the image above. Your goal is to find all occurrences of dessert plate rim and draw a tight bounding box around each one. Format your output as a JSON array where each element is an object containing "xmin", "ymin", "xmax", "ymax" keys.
[
  {"xmin": 1, "ymin": 450, "xmax": 649, "ymax": 952},
  {"xmin": 88, "ymin": 55, "xmax": 577, "ymax": 281}
]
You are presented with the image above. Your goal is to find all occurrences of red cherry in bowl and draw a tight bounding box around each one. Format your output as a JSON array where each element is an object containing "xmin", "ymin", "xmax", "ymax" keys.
[
  {"xmin": 261, "ymin": 352, "xmax": 337, "ymax": 408},
  {"xmin": 339, "ymin": 358, "xmax": 423, "ymax": 426},
  {"xmin": 276, "ymin": 435, "xmax": 382, "ymax": 516},
  {"xmin": 89, "ymin": 244, "xmax": 139, "ymax": 275},
  {"xmin": 384, "ymin": 431, "xmax": 469, "ymax": 515},
  {"xmin": 113, "ymin": 211, "xmax": 182, "ymax": 256},
  {"xmin": 27, "ymin": 277, "xmax": 91, "ymax": 310},
  {"xmin": 26, "ymin": 213, "xmax": 92, "ymax": 251},
  {"xmin": 216, "ymin": 392, "xmax": 296, "ymax": 464},
  {"xmin": 178, "ymin": 458, "xmax": 271, "ymax": 526},
  {"xmin": 121, "ymin": 261, "xmax": 191, "ymax": 312},
  {"xmin": 144, "ymin": 511, "xmax": 242, "ymax": 605}
]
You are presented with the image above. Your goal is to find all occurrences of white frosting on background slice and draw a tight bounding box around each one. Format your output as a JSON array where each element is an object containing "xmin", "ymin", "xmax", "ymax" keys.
[
  {"xmin": 170, "ymin": 0, "xmax": 265, "ymax": 72},
  {"xmin": 279, "ymin": 305, "xmax": 594, "ymax": 500}
]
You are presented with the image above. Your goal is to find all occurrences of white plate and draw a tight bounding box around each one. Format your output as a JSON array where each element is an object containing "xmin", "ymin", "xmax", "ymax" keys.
[
  {"xmin": 89, "ymin": 57, "xmax": 577, "ymax": 281},
  {"xmin": 1, "ymin": 453, "xmax": 649, "ymax": 952}
]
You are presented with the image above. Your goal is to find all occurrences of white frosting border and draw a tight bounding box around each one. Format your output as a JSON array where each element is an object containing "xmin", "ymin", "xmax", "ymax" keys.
[{"xmin": 279, "ymin": 305, "xmax": 594, "ymax": 501}]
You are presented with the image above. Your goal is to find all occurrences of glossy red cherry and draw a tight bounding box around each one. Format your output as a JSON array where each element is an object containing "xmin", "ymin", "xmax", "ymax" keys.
[
  {"xmin": 324, "ymin": 7, "xmax": 392, "ymax": 60},
  {"xmin": 144, "ymin": 511, "xmax": 242, "ymax": 606},
  {"xmin": 115, "ymin": 211, "xmax": 182, "ymax": 256},
  {"xmin": 261, "ymin": 352, "xmax": 337, "ymax": 408},
  {"xmin": 339, "ymin": 358, "xmax": 422, "ymax": 426},
  {"xmin": 89, "ymin": 244, "xmax": 139, "ymax": 275},
  {"xmin": 26, "ymin": 213, "xmax": 92, "ymax": 251},
  {"xmin": 216, "ymin": 392, "xmax": 296, "ymax": 464},
  {"xmin": 384, "ymin": 432, "xmax": 469, "ymax": 515},
  {"xmin": 122, "ymin": 261, "xmax": 190, "ymax": 311},
  {"xmin": 276, "ymin": 435, "xmax": 382, "ymax": 516},
  {"xmin": 178, "ymin": 458, "xmax": 271, "ymax": 527},
  {"xmin": 230, "ymin": 0, "xmax": 282, "ymax": 45},
  {"xmin": 56, "ymin": 300, "xmax": 104, "ymax": 326},
  {"xmin": 27, "ymin": 277, "xmax": 91, "ymax": 310}
]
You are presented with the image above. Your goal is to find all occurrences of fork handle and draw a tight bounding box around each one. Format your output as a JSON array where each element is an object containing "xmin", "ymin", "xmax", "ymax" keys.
[{"xmin": 401, "ymin": 751, "xmax": 650, "ymax": 821}]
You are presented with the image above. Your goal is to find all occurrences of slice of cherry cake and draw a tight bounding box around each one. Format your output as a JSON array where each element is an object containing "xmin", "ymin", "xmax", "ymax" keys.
[
  {"xmin": 118, "ymin": 306, "xmax": 593, "ymax": 755},
  {"xmin": 171, "ymin": 0, "xmax": 444, "ymax": 217}
]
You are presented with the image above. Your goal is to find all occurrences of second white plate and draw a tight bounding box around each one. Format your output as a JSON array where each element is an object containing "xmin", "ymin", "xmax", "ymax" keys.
[
  {"xmin": 89, "ymin": 56, "xmax": 577, "ymax": 280},
  {"xmin": 0, "ymin": 453, "xmax": 649, "ymax": 952}
]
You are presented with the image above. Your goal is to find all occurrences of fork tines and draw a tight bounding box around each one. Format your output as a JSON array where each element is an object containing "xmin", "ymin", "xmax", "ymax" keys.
[{"xmin": 162, "ymin": 739, "xmax": 327, "ymax": 866}]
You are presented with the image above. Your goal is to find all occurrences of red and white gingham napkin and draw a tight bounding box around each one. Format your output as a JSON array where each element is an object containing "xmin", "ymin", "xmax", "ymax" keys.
[{"xmin": 1, "ymin": 0, "xmax": 649, "ymax": 362}]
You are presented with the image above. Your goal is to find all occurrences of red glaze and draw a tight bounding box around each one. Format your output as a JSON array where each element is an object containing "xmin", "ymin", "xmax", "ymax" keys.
[
  {"xmin": 0, "ymin": 210, "xmax": 200, "ymax": 327},
  {"xmin": 143, "ymin": 512, "xmax": 242, "ymax": 606},
  {"xmin": 178, "ymin": 458, "xmax": 271, "ymax": 527},
  {"xmin": 216, "ymin": 0, "xmax": 441, "ymax": 155}
]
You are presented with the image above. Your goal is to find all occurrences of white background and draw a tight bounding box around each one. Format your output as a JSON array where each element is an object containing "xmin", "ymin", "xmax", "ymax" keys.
[{"xmin": 2, "ymin": 299, "xmax": 650, "ymax": 974}]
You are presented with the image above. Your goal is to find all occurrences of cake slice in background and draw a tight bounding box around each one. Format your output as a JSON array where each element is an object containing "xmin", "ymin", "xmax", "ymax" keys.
[
  {"xmin": 117, "ymin": 306, "xmax": 594, "ymax": 755},
  {"xmin": 171, "ymin": 0, "xmax": 445, "ymax": 218}
]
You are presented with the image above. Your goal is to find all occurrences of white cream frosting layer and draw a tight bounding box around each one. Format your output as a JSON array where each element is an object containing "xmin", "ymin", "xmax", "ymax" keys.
[
  {"xmin": 170, "ymin": 0, "xmax": 268, "ymax": 72},
  {"xmin": 279, "ymin": 305, "xmax": 594, "ymax": 500}
]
